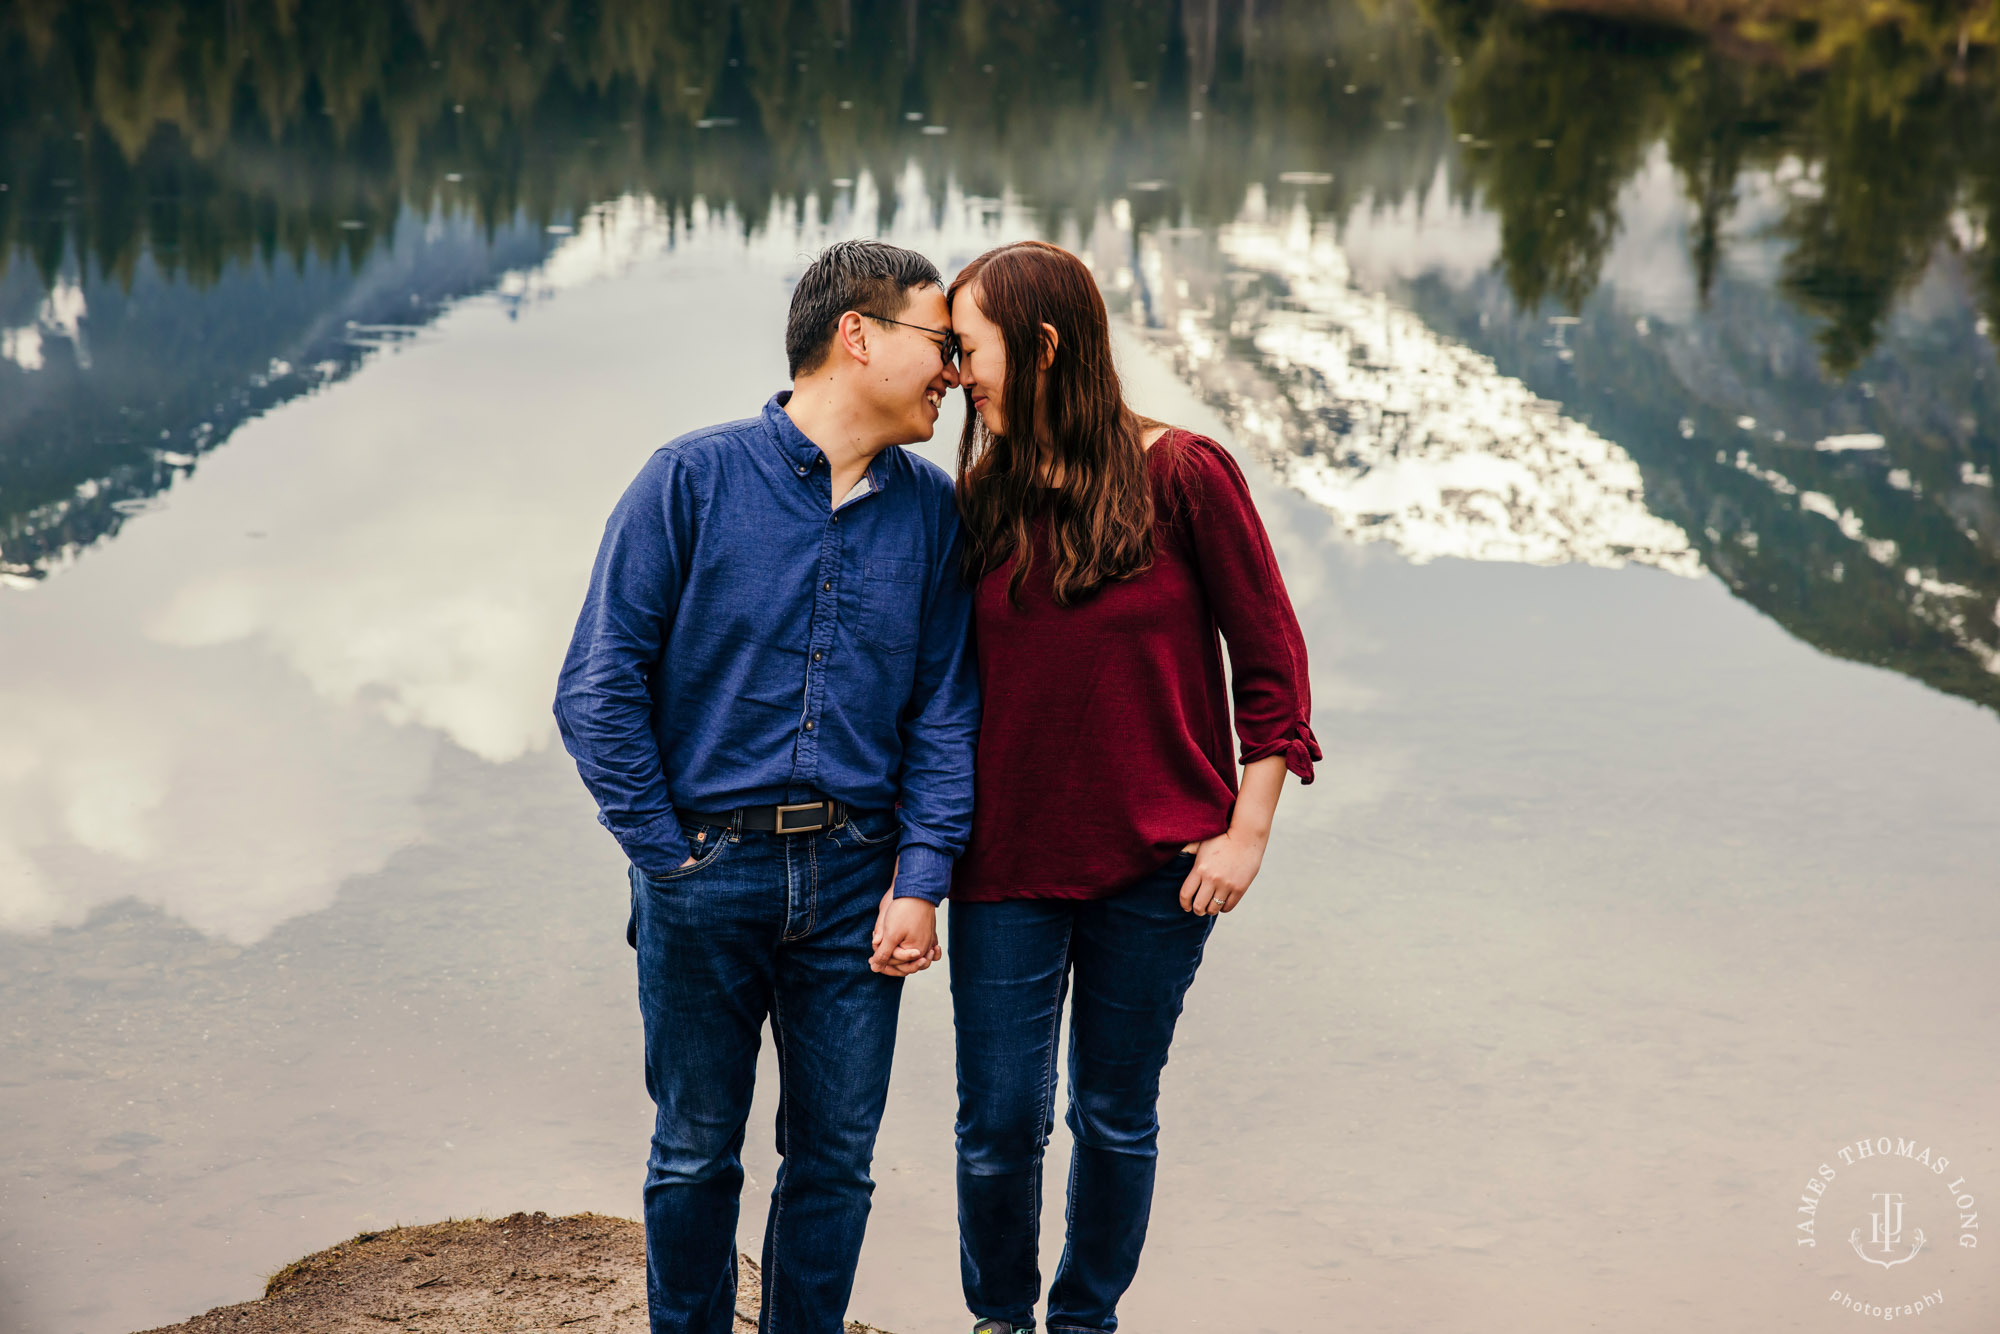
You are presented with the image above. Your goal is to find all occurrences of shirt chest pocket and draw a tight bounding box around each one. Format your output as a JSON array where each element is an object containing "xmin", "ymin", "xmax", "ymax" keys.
[{"xmin": 855, "ymin": 557, "xmax": 927, "ymax": 654}]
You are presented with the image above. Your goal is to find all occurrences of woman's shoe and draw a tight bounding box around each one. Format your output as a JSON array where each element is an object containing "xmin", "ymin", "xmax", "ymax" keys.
[{"xmin": 972, "ymin": 1321, "xmax": 1027, "ymax": 1334}]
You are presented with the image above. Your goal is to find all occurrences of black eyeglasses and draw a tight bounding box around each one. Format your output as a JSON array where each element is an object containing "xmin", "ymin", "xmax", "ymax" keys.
[{"xmin": 863, "ymin": 313, "xmax": 961, "ymax": 367}]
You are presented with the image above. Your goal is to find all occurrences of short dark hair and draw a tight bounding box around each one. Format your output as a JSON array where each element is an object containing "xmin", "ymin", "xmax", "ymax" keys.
[{"xmin": 787, "ymin": 240, "xmax": 943, "ymax": 378}]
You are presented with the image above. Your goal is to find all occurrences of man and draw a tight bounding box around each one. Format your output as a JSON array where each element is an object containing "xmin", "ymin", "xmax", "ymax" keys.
[{"xmin": 554, "ymin": 240, "xmax": 977, "ymax": 1334}]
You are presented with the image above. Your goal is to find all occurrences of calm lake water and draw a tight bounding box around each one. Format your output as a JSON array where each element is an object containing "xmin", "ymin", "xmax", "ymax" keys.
[{"xmin": 3, "ymin": 2, "xmax": 1998, "ymax": 1331}]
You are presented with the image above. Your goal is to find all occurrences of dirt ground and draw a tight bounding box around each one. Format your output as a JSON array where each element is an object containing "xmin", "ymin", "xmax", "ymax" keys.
[{"xmin": 135, "ymin": 1212, "xmax": 894, "ymax": 1334}]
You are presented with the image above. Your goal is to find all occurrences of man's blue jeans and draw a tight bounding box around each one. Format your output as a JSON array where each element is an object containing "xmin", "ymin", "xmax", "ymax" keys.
[
  {"xmin": 627, "ymin": 808, "xmax": 905, "ymax": 1334},
  {"xmin": 949, "ymin": 851, "xmax": 1214, "ymax": 1334}
]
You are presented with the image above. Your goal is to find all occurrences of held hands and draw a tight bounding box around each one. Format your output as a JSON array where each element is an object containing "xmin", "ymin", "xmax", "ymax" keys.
[
  {"xmin": 869, "ymin": 893, "xmax": 939, "ymax": 976},
  {"xmin": 1178, "ymin": 826, "xmax": 1267, "ymax": 916},
  {"xmin": 869, "ymin": 860, "xmax": 942, "ymax": 976}
]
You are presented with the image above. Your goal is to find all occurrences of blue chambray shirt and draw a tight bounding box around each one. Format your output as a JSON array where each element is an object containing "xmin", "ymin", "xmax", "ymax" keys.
[{"xmin": 553, "ymin": 392, "xmax": 979, "ymax": 903}]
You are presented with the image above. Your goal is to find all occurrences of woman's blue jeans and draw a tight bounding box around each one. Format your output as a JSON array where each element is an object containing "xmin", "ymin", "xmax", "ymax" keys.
[
  {"xmin": 627, "ymin": 808, "xmax": 905, "ymax": 1334},
  {"xmin": 949, "ymin": 851, "xmax": 1214, "ymax": 1334}
]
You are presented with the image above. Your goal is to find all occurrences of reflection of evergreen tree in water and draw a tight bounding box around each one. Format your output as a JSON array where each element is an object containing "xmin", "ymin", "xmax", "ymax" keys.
[
  {"xmin": 1442, "ymin": 7, "xmax": 1682, "ymax": 310},
  {"xmin": 696, "ymin": 6, "xmax": 775, "ymax": 234},
  {"xmin": 1660, "ymin": 54, "xmax": 1797, "ymax": 305},
  {"xmin": 1776, "ymin": 31, "xmax": 1968, "ymax": 375}
]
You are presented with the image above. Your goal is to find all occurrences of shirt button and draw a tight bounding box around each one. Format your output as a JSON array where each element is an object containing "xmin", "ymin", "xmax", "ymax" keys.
[
  {"xmin": 804, "ymin": 720, "xmax": 816, "ymax": 731},
  {"xmin": 812, "ymin": 651, "xmax": 823, "ymax": 662},
  {"xmin": 823, "ymin": 580, "xmax": 833, "ymax": 591},
  {"xmin": 797, "ymin": 465, "xmax": 808, "ymax": 475}
]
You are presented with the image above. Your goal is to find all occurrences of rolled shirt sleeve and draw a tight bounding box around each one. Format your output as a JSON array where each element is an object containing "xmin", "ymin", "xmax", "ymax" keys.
[{"xmin": 1180, "ymin": 438, "xmax": 1321, "ymax": 784}]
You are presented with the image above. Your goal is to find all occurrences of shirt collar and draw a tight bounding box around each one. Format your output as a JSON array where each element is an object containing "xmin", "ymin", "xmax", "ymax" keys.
[
  {"xmin": 764, "ymin": 391, "xmax": 824, "ymax": 474},
  {"xmin": 765, "ymin": 390, "xmax": 889, "ymax": 493}
]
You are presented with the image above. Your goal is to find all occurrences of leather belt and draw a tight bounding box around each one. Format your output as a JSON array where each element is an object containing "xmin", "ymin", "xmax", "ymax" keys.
[{"xmin": 682, "ymin": 799, "xmax": 849, "ymax": 836}]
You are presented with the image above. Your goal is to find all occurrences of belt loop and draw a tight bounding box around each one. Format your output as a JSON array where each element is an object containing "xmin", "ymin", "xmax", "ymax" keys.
[{"xmin": 730, "ymin": 808, "xmax": 744, "ymax": 839}]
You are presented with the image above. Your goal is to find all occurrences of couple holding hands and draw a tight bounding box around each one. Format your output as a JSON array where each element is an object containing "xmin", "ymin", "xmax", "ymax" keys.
[{"xmin": 554, "ymin": 239, "xmax": 1317, "ymax": 1334}]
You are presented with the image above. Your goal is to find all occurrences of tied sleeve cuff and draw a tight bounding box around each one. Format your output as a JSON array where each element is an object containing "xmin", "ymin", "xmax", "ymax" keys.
[
  {"xmin": 604, "ymin": 807, "xmax": 692, "ymax": 880},
  {"xmin": 1241, "ymin": 720, "xmax": 1321, "ymax": 785},
  {"xmin": 891, "ymin": 840, "xmax": 952, "ymax": 904}
]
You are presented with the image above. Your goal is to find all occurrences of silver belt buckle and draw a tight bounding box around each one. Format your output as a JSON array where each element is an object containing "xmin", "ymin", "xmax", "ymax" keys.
[{"xmin": 774, "ymin": 802, "xmax": 828, "ymax": 835}]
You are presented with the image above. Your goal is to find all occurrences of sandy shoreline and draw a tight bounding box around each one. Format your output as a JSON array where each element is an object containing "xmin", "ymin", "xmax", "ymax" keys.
[{"xmin": 135, "ymin": 1213, "xmax": 895, "ymax": 1334}]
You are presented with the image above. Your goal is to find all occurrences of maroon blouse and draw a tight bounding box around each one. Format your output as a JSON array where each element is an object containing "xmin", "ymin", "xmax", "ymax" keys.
[{"xmin": 949, "ymin": 429, "xmax": 1319, "ymax": 902}]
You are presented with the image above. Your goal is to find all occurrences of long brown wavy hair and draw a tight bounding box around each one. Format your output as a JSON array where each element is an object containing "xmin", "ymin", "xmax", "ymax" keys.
[{"xmin": 950, "ymin": 241, "xmax": 1163, "ymax": 607}]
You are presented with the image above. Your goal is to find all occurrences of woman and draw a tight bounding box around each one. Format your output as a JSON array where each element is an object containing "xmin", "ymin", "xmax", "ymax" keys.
[{"xmin": 942, "ymin": 240, "xmax": 1318, "ymax": 1334}]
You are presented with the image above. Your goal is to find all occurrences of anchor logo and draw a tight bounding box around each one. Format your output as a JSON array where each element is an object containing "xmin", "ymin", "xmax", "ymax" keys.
[{"xmin": 1849, "ymin": 1192, "xmax": 1925, "ymax": 1269}]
